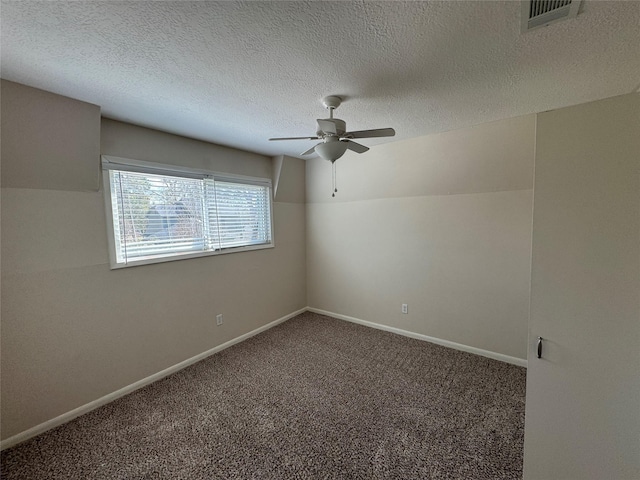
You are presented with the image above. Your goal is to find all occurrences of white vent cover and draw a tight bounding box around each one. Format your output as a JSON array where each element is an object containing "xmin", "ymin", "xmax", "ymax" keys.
[{"xmin": 522, "ymin": 0, "xmax": 582, "ymax": 32}]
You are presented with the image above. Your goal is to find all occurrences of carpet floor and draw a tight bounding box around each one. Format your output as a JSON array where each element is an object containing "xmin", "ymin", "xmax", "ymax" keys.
[{"xmin": 1, "ymin": 312, "xmax": 526, "ymax": 479}]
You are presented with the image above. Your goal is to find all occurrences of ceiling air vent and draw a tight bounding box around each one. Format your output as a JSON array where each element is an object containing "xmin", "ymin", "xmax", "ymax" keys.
[{"xmin": 521, "ymin": 0, "xmax": 582, "ymax": 32}]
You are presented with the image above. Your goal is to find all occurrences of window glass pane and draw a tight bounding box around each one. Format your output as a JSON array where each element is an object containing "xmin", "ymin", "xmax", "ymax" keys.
[
  {"xmin": 213, "ymin": 181, "xmax": 271, "ymax": 249},
  {"xmin": 204, "ymin": 179, "xmax": 220, "ymax": 251},
  {"xmin": 104, "ymin": 159, "xmax": 273, "ymax": 267},
  {"xmin": 109, "ymin": 171, "xmax": 127, "ymax": 263},
  {"xmin": 110, "ymin": 170, "xmax": 205, "ymax": 262}
]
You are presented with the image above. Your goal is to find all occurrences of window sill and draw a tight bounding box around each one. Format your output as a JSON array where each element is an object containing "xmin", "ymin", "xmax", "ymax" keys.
[{"xmin": 109, "ymin": 242, "xmax": 274, "ymax": 269}]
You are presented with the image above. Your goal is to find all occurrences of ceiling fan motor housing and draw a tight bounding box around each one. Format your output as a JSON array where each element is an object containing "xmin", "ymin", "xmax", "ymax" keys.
[{"xmin": 317, "ymin": 118, "xmax": 346, "ymax": 137}]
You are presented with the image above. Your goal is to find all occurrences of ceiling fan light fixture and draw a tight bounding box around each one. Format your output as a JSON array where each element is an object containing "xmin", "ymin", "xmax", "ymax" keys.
[{"xmin": 315, "ymin": 140, "xmax": 348, "ymax": 162}]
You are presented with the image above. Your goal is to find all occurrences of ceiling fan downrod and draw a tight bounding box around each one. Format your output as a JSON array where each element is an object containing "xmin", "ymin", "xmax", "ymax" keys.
[{"xmin": 322, "ymin": 95, "xmax": 342, "ymax": 119}]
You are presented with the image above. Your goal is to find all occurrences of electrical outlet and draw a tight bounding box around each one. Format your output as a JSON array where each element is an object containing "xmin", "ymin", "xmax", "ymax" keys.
[
  {"xmin": 401, "ymin": 304, "xmax": 408, "ymax": 314},
  {"xmin": 216, "ymin": 314, "xmax": 223, "ymax": 326}
]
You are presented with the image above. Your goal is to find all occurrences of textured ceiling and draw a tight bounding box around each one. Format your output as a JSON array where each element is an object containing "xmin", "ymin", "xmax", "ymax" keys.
[{"xmin": 2, "ymin": 1, "xmax": 639, "ymax": 159}]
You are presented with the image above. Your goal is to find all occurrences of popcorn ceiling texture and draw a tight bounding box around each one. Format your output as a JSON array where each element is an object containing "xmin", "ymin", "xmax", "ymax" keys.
[
  {"xmin": 0, "ymin": 312, "xmax": 526, "ymax": 479},
  {"xmin": 1, "ymin": 1, "xmax": 638, "ymax": 158}
]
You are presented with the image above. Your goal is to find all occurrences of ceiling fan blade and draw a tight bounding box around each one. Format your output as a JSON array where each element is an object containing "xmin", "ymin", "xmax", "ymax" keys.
[
  {"xmin": 269, "ymin": 136, "xmax": 318, "ymax": 141},
  {"xmin": 344, "ymin": 128, "xmax": 395, "ymax": 139},
  {"xmin": 300, "ymin": 145, "xmax": 318, "ymax": 156},
  {"xmin": 343, "ymin": 140, "xmax": 369, "ymax": 154},
  {"xmin": 317, "ymin": 119, "xmax": 337, "ymax": 135}
]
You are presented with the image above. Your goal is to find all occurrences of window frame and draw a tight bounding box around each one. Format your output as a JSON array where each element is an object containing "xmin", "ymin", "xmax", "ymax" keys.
[{"xmin": 101, "ymin": 155, "xmax": 274, "ymax": 269}]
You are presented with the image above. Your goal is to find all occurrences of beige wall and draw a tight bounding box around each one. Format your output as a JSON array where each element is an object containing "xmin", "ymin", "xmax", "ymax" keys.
[
  {"xmin": 306, "ymin": 115, "xmax": 535, "ymax": 360},
  {"xmin": 101, "ymin": 118, "xmax": 271, "ymax": 179},
  {"xmin": 272, "ymin": 155, "xmax": 306, "ymax": 203},
  {"xmin": 523, "ymin": 93, "xmax": 640, "ymax": 479},
  {"xmin": 1, "ymin": 82, "xmax": 306, "ymax": 440},
  {"xmin": 1, "ymin": 80, "xmax": 101, "ymax": 192}
]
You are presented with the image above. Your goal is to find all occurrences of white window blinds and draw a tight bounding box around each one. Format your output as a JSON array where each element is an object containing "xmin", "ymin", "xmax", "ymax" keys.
[
  {"xmin": 207, "ymin": 180, "xmax": 272, "ymax": 250},
  {"xmin": 103, "ymin": 157, "xmax": 272, "ymax": 267}
]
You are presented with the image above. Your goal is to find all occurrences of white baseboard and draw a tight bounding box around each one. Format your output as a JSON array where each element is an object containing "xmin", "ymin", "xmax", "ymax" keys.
[
  {"xmin": 307, "ymin": 307, "xmax": 528, "ymax": 368},
  {"xmin": 0, "ymin": 307, "xmax": 307, "ymax": 451}
]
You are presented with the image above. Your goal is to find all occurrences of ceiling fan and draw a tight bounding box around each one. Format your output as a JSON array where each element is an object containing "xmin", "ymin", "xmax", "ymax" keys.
[{"xmin": 269, "ymin": 96, "xmax": 396, "ymax": 163}]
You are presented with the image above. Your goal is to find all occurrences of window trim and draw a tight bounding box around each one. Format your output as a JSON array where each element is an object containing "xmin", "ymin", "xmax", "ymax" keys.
[{"xmin": 101, "ymin": 155, "xmax": 274, "ymax": 269}]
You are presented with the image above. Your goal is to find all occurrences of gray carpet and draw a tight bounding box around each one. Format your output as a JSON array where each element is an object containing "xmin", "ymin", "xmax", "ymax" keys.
[{"xmin": 1, "ymin": 312, "xmax": 526, "ymax": 479}]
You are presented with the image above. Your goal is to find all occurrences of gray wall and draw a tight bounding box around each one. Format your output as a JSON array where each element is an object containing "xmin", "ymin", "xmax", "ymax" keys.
[
  {"xmin": 1, "ymin": 81, "xmax": 307, "ymax": 440},
  {"xmin": 306, "ymin": 115, "xmax": 535, "ymax": 360}
]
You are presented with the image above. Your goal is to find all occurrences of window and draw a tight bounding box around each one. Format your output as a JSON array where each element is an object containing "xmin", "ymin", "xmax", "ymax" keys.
[{"xmin": 102, "ymin": 156, "xmax": 273, "ymax": 268}]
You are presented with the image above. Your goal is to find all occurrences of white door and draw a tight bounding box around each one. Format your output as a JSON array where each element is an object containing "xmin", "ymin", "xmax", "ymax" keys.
[{"xmin": 523, "ymin": 93, "xmax": 639, "ymax": 479}]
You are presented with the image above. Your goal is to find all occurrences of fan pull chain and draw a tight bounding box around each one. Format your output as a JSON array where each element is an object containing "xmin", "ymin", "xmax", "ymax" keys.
[{"xmin": 332, "ymin": 161, "xmax": 338, "ymax": 197}]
